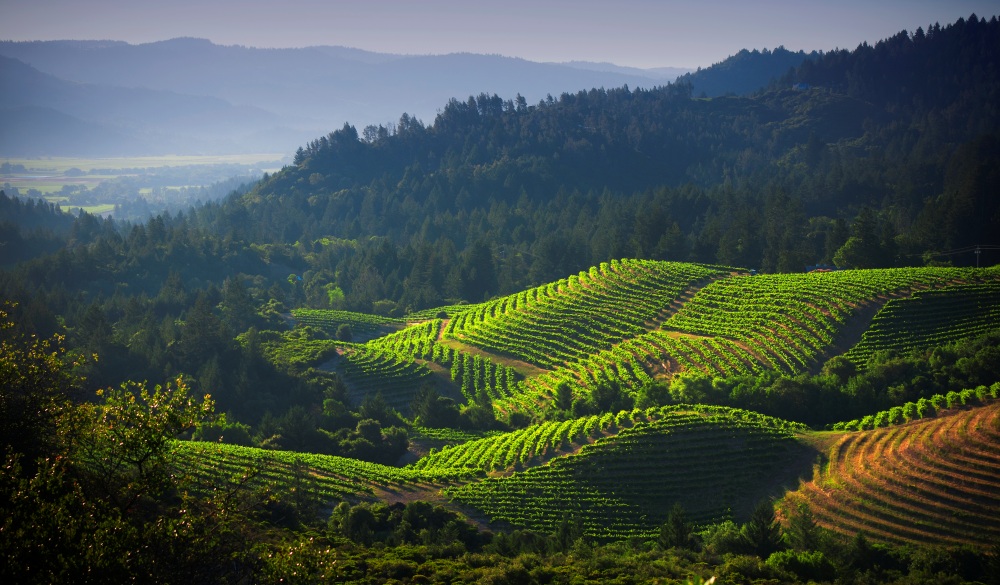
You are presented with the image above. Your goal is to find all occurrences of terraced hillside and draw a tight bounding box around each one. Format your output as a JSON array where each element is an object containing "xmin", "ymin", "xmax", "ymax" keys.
[
  {"xmin": 781, "ymin": 402, "xmax": 1000, "ymax": 548},
  {"xmin": 175, "ymin": 262, "xmax": 1000, "ymax": 555},
  {"xmin": 489, "ymin": 265, "xmax": 997, "ymax": 414},
  {"xmin": 170, "ymin": 401, "xmax": 1000, "ymax": 550},
  {"xmin": 842, "ymin": 281, "xmax": 1000, "ymax": 367},
  {"xmin": 334, "ymin": 345, "xmax": 436, "ymax": 413},
  {"xmin": 171, "ymin": 406, "xmax": 815, "ymax": 539},
  {"xmin": 652, "ymin": 267, "xmax": 975, "ymax": 377},
  {"xmin": 442, "ymin": 406, "xmax": 815, "ymax": 540},
  {"xmin": 291, "ymin": 308, "xmax": 405, "ymax": 340},
  {"xmin": 332, "ymin": 259, "xmax": 731, "ymax": 413},
  {"xmin": 444, "ymin": 259, "xmax": 730, "ymax": 369},
  {"xmin": 171, "ymin": 440, "xmax": 466, "ymax": 502},
  {"xmin": 367, "ymin": 319, "xmax": 523, "ymax": 405},
  {"xmin": 308, "ymin": 262, "xmax": 1000, "ymax": 418}
]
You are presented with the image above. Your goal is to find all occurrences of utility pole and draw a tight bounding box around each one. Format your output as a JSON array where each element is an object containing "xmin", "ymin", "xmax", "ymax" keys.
[{"xmin": 975, "ymin": 245, "xmax": 981, "ymax": 268}]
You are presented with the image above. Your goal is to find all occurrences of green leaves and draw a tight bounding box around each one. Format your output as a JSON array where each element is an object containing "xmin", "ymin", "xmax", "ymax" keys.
[{"xmin": 77, "ymin": 377, "xmax": 214, "ymax": 511}]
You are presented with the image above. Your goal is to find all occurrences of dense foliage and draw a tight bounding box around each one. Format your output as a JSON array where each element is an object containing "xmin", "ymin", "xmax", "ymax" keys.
[
  {"xmin": 3, "ymin": 14, "xmax": 1000, "ymax": 583},
  {"xmin": 181, "ymin": 15, "xmax": 1000, "ymax": 313}
]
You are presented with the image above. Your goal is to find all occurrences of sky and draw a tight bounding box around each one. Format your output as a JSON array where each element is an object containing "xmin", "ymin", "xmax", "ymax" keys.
[{"xmin": 1, "ymin": 0, "xmax": 996, "ymax": 69}]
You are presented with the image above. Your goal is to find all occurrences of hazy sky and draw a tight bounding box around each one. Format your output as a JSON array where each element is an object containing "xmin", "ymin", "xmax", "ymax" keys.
[{"xmin": 1, "ymin": 0, "xmax": 996, "ymax": 68}]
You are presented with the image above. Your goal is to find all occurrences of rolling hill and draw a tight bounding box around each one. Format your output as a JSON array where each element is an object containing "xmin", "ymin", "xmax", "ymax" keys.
[
  {"xmin": 5, "ymin": 15, "xmax": 1000, "ymax": 581},
  {"xmin": 314, "ymin": 262, "xmax": 999, "ymax": 418},
  {"xmin": 0, "ymin": 38, "xmax": 692, "ymax": 156},
  {"xmin": 216, "ymin": 260, "xmax": 1000, "ymax": 548},
  {"xmin": 172, "ymin": 399, "xmax": 999, "ymax": 547},
  {"xmin": 781, "ymin": 401, "xmax": 1000, "ymax": 549},
  {"xmin": 0, "ymin": 55, "xmax": 284, "ymax": 155}
]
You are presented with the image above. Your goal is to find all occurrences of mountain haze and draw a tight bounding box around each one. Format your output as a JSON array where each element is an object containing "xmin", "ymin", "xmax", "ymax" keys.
[
  {"xmin": 3, "ymin": 14, "xmax": 1000, "ymax": 583},
  {"xmin": 0, "ymin": 55, "xmax": 283, "ymax": 155},
  {"xmin": 0, "ymin": 38, "xmax": 687, "ymax": 155}
]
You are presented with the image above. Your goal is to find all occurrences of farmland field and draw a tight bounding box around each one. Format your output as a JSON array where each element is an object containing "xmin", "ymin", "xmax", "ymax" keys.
[
  {"xmin": 229, "ymin": 261, "xmax": 1000, "ymax": 550},
  {"xmin": 170, "ymin": 398, "xmax": 1000, "ymax": 548},
  {"xmin": 2, "ymin": 154, "xmax": 289, "ymax": 217},
  {"xmin": 2, "ymin": 154, "xmax": 287, "ymax": 173},
  {"xmin": 781, "ymin": 401, "xmax": 1000, "ymax": 548}
]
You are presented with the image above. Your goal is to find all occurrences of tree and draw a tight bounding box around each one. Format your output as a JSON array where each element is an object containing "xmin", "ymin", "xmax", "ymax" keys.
[
  {"xmin": 784, "ymin": 502, "xmax": 821, "ymax": 551},
  {"xmin": 637, "ymin": 380, "xmax": 672, "ymax": 408},
  {"xmin": 359, "ymin": 391, "xmax": 404, "ymax": 427},
  {"xmin": 833, "ymin": 207, "xmax": 895, "ymax": 268},
  {"xmin": 554, "ymin": 381, "xmax": 574, "ymax": 411},
  {"xmin": 220, "ymin": 275, "xmax": 255, "ymax": 333},
  {"xmin": 0, "ymin": 306, "xmax": 82, "ymax": 468},
  {"xmin": 344, "ymin": 505, "xmax": 376, "ymax": 545},
  {"xmin": 821, "ymin": 355, "xmax": 856, "ymax": 383},
  {"xmin": 0, "ymin": 309, "xmax": 251, "ymax": 583},
  {"xmin": 669, "ymin": 373, "xmax": 714, "ymax": 403},
  {"xmin": 75, "ymin": 377, "xmax": 215, "ymax": 512},
  {"xmin": 742, "ymin": 499, "xmax": 784, "ymax": 557},
  {"xmin": 461, "ymin": 240, "xmax": 497, "ymax": 301},
  {"xmin": 659, "ymin": 502, "xmax": 694, "ymax": 549},
  {"xmin": 411, "ymin": 383, "xmax": 459, "ymax": 428},
  {"xmin": 335, "ymin": 323, "xmax": 353, "ymax": 342},
  {"xmin": 553, "ymin": 512, "xmax": 585, "ymax": 552},
  {"xmin": 177, "ymin": 292, "xmax": 228, "ymax": 370}
]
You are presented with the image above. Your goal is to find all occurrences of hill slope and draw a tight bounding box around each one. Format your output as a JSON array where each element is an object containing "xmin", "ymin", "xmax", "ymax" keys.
[
  {"xmin": 309, "ymin": 263, "xmax": 1000, "ymax": 421},
  {"xmin": 171, "ymin": 400, "xmax": 1000, "ymax": 549},
  {"xmin": 0, "ymin": 55, "xmax": 283, "ymax": 155},
  {"xmin": 0, "ymin": 38, "xmax": 675, "ymax": 155},
  {"xmin": 781, "ymin": 402, "xmax": 1000, "ymax": 548}
]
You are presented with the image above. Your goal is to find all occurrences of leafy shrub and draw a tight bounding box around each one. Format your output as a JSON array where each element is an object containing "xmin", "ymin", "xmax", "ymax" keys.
[
  {"xmin": 916, "ymin": 397, "xmax": 933, "ymax": 419},
  {"xmin": 766, "ymin": 549, "xmax": 836, "ymax": 582},
  {"xmin": 699, "ymin": 521, "xmax": 744, "ymax": 555},
  {"xmin": 192, "ymin": 416, "xmax": 254, "ymax": 446}
]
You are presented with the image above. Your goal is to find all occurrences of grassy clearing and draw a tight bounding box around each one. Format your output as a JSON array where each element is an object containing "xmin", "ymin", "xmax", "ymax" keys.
[
  {"xmin": 5, "ymin": 180, "xmax": 96, "ymax": 194},
  {"xmin": 3, "ymin": 154, "xmax": 287, "ymax": 173},
  {"xmin": 66, "ymin": 204, "xmax": 116, "ymax": 215}
]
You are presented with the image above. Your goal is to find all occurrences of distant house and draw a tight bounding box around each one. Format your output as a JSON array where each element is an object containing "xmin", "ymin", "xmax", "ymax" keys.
[{"xmin": 806, "ymin": 264, "xmax": 840, "ymax": 273}]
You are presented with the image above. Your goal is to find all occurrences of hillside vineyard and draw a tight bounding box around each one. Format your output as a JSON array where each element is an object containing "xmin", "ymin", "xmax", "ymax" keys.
[
  {"xmin": 4, "ymin": 14, "xmax": 1000, "ymax": 583},
  {"xmin": 322, "ymin": 262, "xmax": 999, "ymax": 418}
]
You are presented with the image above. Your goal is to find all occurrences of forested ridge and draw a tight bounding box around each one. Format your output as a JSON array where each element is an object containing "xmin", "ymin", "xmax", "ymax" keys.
[
  {"xmin": 3, "ymin": 16, "xmax": 1000, "ymax": 315},
  {"xmin": 157, "ymin": 14, "xmax": 999, "ymax": 314},
  {"xmin": 3, "ymin": 14, "xmax": 1000, "ymax": 584}
]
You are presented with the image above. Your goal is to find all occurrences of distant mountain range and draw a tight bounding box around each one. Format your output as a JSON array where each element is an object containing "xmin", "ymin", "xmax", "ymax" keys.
[
  {"xmin": 0, "ymin": 39, "xmax": 677, "ymax": 156},
  {"xmin": 0, "ymin": 38, "xmax": 803, "ymax": 157}
]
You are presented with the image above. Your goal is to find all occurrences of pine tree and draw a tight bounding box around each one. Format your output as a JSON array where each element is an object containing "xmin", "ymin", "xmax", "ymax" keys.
[
  {"xmin": 659, "ymin": 502, "xmax": 694, "ymax": 549},
  {"xmin": 742, "ymin": 499, "xmax": 783, "ymax": 557},
  {"xmin": 785, "ymin": 502, "xmax": 820, "ymax": 551}
]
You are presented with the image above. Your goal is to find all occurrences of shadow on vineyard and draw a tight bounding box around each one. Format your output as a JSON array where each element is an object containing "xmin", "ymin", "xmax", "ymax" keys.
[{"xmin": 4, "ymin": 13, "xmax": 1000, "ymax": 582}]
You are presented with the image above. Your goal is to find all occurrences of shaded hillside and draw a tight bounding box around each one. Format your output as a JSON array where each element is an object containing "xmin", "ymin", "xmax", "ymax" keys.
[
  {"xmin": 0, "ymin": 55, "xmax": 287, "ymax": 155},
  {"xmin": 435, "ymin": 406, "xmax": 811, "ymax": 539},
  {"xmin": 678, "ymin": 46, "xmax": 818, "ymax": 96},
  {"xmin": 279, "ymin": 262, "xmax": 1000, "ymax": 432},
  {"xmin": 0, "ymin": 38, "xmax": 671, "ymax": 155},
  {"xmin": 0, "ymin": 105, "xmax": 147, "ymax": 157}
]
